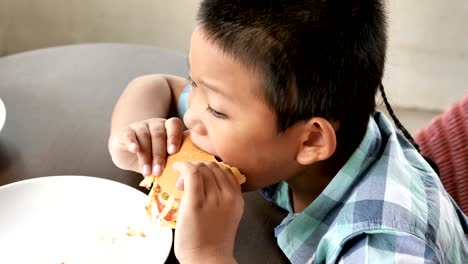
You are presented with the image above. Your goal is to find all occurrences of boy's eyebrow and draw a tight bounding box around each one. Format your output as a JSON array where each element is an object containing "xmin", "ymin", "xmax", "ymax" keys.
[
  {"xmin": 187, "ymin": 58, "xmax": 231, "ymax": 99},
  {"xmin": 199, "ymin": 79, "xmax": 230, "ymax": 98}
]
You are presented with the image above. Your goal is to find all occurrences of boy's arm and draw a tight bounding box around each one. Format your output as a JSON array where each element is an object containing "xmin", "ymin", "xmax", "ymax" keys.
[
  {"xmin": 334, "ymin": 233, "xmax": 438, "ymax": 263},
  {"xmin": 180, "ymin": 257, "xmax": 237, "ymax": 264},
  {"xmin": 108, "ymin": 74, "xmax": 189, "ymax": 177},
  {"xmin": 111, "ymin": 74, "xmax": 188, "ymax": 132}
]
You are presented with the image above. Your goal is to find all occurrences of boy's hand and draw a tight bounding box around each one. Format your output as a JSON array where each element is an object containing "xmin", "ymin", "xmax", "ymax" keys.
[
  {"xmin": 108, "ymin": 117, "xmax": 184, "ymax": 176},
  {"xmin": 174, "ymin": 161, "xmax": 243, "ymax": 264}
]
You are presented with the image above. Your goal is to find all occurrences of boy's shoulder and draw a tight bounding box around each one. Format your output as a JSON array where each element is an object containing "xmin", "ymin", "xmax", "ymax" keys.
[{"xmin": 267, "ymin": 112, "xmax": 468, "ymax": 263}]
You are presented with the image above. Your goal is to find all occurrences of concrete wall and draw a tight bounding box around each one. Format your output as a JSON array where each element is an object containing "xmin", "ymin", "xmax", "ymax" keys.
[
  {"xmin": 0, "ymin": 0, "xmax": 466, "ymax": 111},
  {"xmin": 0, "ymin": 0, "xmax": 197, "ymax": 55},
  {"xmin": 384, "ymin": 0, "xmax": 468, "ymax": 111},
  {"xmin": 0, "ymin": 0, "xmax": 7, "ymax": 55}
]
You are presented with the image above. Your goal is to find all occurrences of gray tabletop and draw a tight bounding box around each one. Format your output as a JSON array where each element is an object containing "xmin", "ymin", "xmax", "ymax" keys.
[{"xmin": 0, "ymin": 44, "xmax": 289, "ymax": 263}]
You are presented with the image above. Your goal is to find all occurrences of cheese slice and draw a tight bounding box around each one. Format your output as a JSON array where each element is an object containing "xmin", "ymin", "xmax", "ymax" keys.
[{"xmin": 142, "ymin": 133, "xmax": 245, "ymax": 229}]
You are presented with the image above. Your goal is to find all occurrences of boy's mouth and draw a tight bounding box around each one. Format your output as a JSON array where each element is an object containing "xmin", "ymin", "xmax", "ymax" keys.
[
  {"xmin": 189, "ymin": 132, "xmax": 219, "ymax": 157},
  {"xmin": 214, "ymin": 156, "xmax": 223, "ymax": 162}
]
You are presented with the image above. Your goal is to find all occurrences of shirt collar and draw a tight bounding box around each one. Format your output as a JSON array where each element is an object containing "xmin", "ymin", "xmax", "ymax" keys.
[
  {"xmin": 259, "ymin": 112, "xmax": 394, "ymax": 259},
  {"xmin": 260, "ymin": 112, "xmax": 387, "ymax": 212}
]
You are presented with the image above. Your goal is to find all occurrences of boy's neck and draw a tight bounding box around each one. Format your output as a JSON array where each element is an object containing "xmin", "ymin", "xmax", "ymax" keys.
[{"xmin": 287, "ymin": 149, "xmax": 350, "ymax": 213}]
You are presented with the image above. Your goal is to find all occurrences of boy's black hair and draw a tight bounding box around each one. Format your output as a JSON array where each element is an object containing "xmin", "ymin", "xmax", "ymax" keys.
[{"xmin": 197, "ymin": 0, "xmax": 387, "ymax": 153}]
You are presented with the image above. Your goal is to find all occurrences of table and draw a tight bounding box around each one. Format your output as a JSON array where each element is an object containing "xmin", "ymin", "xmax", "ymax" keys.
[{"xmin": 0, "ymin": 44, "xmax": 289, "ymax": 263}]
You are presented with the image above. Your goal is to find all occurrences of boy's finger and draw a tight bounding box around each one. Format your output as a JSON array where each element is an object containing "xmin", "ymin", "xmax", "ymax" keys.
[
  {"xmin": 119, "ymin": 128, "xmax": 139, "ymax": 153},
  {"xmin": 131, "ymin": 123, "xmax": 152, "ymax": 176},
  {"xmin": 175, "ymin": 175, "xmax": 184, "ymax": 191},
  {"xmin": 165, "ymin": 118, "xmax": 184, "ymax": 154},
  {"xmin": 193, "ymin": 162, "xmax": 219, "ymax": 199},
  {"xmin": 148, "ymin": 122, "xmax": 167, "ymax": 176},
  {"xmin": 220, "ymin": 165, "xmax": 241, "ymax": 191},
  {"xmin": 205, "ymin": 162, "xmax": 229, "ymax": 192},
  {"xmin": 173, "ymin": 162, "xmax": 205, "ymax": 202}
]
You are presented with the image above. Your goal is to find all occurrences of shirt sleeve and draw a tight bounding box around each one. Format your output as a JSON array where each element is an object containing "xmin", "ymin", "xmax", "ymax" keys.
[{"xmin": 335, "ymin": 232, "xmax": 439, "ymax": 264}]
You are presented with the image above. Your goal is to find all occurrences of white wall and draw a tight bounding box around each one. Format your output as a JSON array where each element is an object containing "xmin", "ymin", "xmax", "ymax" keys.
[
  {"xmin": 384, "ymin": 0, "xmax": 468, "ymax": 111},
  {"xmin": 0, "ymin": 0, "xmax": 466, "ymax": 111},
  {"xmin": 0, "ymin": 0, "xmax": 196, "ymax": 54},
  {"xmin": 0, "ymin": 0, "xmax": 7, "ymax": 55}
]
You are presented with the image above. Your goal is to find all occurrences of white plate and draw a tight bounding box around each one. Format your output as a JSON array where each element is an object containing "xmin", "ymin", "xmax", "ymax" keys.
[
  {"xmin": 0, "ymin": 97, "xmax": 5, "ymax": 132},
  {"xmin": 0, "ymin": 176, "xmax": 173, "ymax": 264}
]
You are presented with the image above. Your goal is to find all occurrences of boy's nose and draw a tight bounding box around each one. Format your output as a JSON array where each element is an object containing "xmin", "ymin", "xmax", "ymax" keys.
[{"xmin": 183, "ymin": 99, "xmax": 208, "ymax": 136}]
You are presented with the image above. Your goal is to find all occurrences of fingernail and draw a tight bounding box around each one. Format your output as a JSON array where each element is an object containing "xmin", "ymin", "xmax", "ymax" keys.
[
  {"xmin": 167, "ymin": 144, "xmax": 176, "ymax": 154},
  {"xmin": 153, "ymin": 164, "xmax": 162, "ymax": 176},
  {"xmin": 176, "ymin": 177, "xmax": 184, "ymax": 191},
  {"xmin": 142, "ymin": 164, "xmax": 151, "ymax": 176},
  {"xmin": 129, "ymin": 143, "xmax": 138, "ymax": 153}
]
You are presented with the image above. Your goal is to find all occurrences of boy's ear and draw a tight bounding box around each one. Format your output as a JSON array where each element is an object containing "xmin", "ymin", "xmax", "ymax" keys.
[{"xmin": 295, "ymin": 117, "xmax": 337, "ymax": 165}]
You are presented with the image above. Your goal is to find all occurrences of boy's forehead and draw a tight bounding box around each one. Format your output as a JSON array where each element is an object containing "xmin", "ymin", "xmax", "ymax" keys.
[{"xmin": 188, "ymin": 28, "xmax": 267, "ymax": 104}]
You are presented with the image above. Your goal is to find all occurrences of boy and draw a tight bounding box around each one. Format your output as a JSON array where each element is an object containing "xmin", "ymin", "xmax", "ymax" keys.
[{"xmin": 109, "ymin": 0, "xmax": 468, "ymax": 263}]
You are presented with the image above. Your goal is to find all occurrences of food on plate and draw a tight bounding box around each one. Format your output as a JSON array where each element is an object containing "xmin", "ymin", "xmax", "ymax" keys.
[{"xmin": 141, "ymin": 133, "xmax": 245, "ymax": 229}]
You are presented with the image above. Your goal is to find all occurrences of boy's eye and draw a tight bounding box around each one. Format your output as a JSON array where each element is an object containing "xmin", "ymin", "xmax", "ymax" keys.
[
  {"xmin": 187, "ymin": 76, "xmax": 197, "ymax": 88},
  {"xmin": 206, "ymin": 105, "xmax": 227, "ymax": 119}
]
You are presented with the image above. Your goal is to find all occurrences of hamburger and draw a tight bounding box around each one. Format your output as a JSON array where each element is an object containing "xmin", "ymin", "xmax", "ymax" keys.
[{"xmin": 140, "ymin": 133, "xmax": 245, "ymax": 229}]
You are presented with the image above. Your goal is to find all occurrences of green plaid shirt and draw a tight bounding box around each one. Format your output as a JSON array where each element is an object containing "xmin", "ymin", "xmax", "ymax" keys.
[
  {"xmin": 260, "ymin": 112, "xmax": 468, "ymax": 264},
  {"xmin": 178, "ymin": 87, "xmax": 468, "ymax": 263}
]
